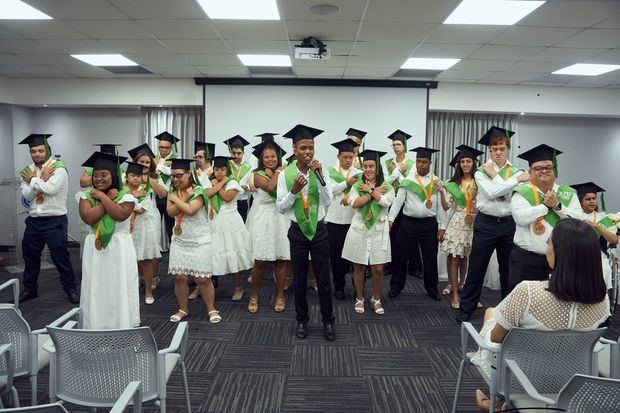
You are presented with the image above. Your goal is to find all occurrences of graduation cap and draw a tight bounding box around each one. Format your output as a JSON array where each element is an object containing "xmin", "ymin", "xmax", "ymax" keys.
[
  {"xmin": 194, "ymin": 141, "xmax": 215, "ymax": 159},
  {"xmin": 81, "ymin": 151, "xmax": 128, "ymax": 171},
  {"xmin": 125, "ymin": 161, "xmax": 147, "ymax": 176},
  {"xmin": 223, "ymin": 135, "xmax": 250, "ymax": 149},
  {"xmin": 346, "ymin": 128, "xmax": 367, "ymax": 140},
  {"xmin": 455, "ymin": 144, "xmax": 484, "ymax": 161},
  {"xmin": 518, "ymin": 144, "xmax": 562, "ymax": 177},
  {"xmin": 154, "ymin": 131, "xmax": 179, "ymax": 145},
  {"xmin": 93, "ymin": 143, "xmax": 121, "ymax": 155},
  {"xmin": 572, "ymin": 182, "xmax": 607, "ymax": 211},
  {"xmin": 331, "ymin": 138, "xmax": 359, "ymax": 154},
  {"xmin": 19, "ymin": 133, "xmax": 52, "ymax": 147},
  {"xmin": 286, "ymin": 154, "xmax": 297, "ymax": 164},
  {"xmin": 255, "ymin": 133, "xmax": 278, "ymax": 143},
  {"xmin": 358, "ymin": 149, "xmax": 387, "ymax": 163},
  {"xmin": 207, "ymin": 156, "xmax": 230, "ymax": 169},
  {"xmin": 169, "ymin": 158, "xmax": 196, "ymax": 170},
  {"xmin": 252, "ymin": 140, "xmax": 285, "ymax": 160},
  {"xmin": 283, "ymin": 124, "xmax": 324, "ymax": 144},
  {"xmin": 410, "ymin": 146, "xmax": 439, "ymax": 159},
  {"xmin": 387, "ymin": 129, "xmax": 412, "ymax": 151},
  {"xmin": 449, "ymin": 152, "xmax": 460, "ymax": 168},
  {"xmin": 127, "ymin": 143, "xmax": 156, "ymax": 161},
  {"xmin": 478, "ymin": 126, "xmax": 515, "ymax": 147}
]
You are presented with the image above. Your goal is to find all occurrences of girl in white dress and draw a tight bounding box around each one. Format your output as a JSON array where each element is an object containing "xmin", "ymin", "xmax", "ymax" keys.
[
  {"xmin": 78, "ymin": 151, "xmax": 140, "ymax": 329},
  {"xmin": 167, "ymin": 158, "xmax": 221, "ymax": 324},
  {"xmin": 208, "ymin": 155, "xmax": 253, "ymax": 300},
  {"xmin": 247, "ymin": 140, "xmax": 290, "ymax": 313},
  {"xmin": 342, "ymin": 149, "xmax": 394, "ymax": 315}
]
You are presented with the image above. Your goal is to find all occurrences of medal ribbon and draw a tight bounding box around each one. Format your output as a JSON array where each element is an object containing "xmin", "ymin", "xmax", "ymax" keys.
[
  {"xmin": 462, "ymin": 179, "xmax": 474, "ymax": 217},
  {"xmin": 176, "ymin": 189, "xmax": 185, "ymax": 228},
  {"xmin": 300, "ymin": 188, "xmax": 309, "ymax": 217},
  {"xmin": 95, "ymin": 221, "xmax": 101, "ymax": 247},
  {"xmin": 502, "ymin": 164, "xmax": 511, "ymax": 180},
  {"xmin": 415, "ymin": 173, "xmax": 434, "ymax": 205},
  {"xmin": 529, "ymin": 182, "xmax": 545, "ymax": 229}
]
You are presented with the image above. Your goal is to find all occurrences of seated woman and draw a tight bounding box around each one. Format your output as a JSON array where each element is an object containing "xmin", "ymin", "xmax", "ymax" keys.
[{"xmin": 470, "ymin": 218, "xmax": 610, "ymax": 412}]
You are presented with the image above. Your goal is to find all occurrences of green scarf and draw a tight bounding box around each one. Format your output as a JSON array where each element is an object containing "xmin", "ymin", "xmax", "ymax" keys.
[
  {"xmin": 444, "ymin": 180, "xmax": 477, "ymax": 209},
  {"xmin": 255, "ymin": 170, "xmax": 277, "ymax": 202},
  {"xmin": 354, "ymin": 180, "xmax": 391, "ymax": 229},
  {"xmin": 327, "ymin": 166, "xmax": 360, "ymax": 194},
  {"xmin": 399, "ymin": 175, "xmax": 444, "ymax": 203},
  {"xmin": 229, "ymin": 161, "xmax": 251, "ymax": 181},
  {"xmin": 188, "ymin": 185, "xmax": 209, "ymax": 212},
  {"xmin": 513, "ymin": 184, "xmax": 576, "ymax": 228},
  {"xmin": 284, "ymin": 161, "xmax": 319, "ymax": 240},
  {"xmin": 385, "ymin": 158, "xmax": 414, "ymax": 189},
  {"xmin": 21, "ymin": 159, "xmax": 67, "ymax": 175},
  {"xmin": 82, "ymin": 187, "xmax": 131, "ymax": 249},
  {"xmin": 157, "ymin": 153, "xmax": 177, "ymax": 184},
  {"xmin": 476, "ymin": 163, "xmax": 521, "ymax": 180}
]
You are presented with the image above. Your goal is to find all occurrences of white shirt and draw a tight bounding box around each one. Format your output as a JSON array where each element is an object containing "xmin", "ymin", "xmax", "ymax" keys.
[
  {"xmin": 325, "ymin": 165, "xmax": 362, "ymax": 225},
  {"xmin": 475, "ymin": 160, "xmax": 524, "ymax": 217},
  {"xmin": 155, "ymin": 154, "xmax": 174, "ymax": 191},
  {"xmin": 384, "ymin": 156, "xmax": 411, "ymax": 185},
  {"xmin": 276, "ymin": 164, "xmax": 333, "ymax": 223},
  {"xmin": 20, "ymin": 162, "xmax": 68, "ymax": 217},
  {"xmin": 230, "ymin": 160, "xmax": 253, "ymax": 201},
  {"xmin": 388, "ymin": 171, "xmax": 448, "ymax": 229},
  {"xmin": 195, "ymin": 168, "xmax": 213, "ymax": 189},
  {"xmin": 511, "ymin": 182, "xmax": 583, "ymax": 254}
]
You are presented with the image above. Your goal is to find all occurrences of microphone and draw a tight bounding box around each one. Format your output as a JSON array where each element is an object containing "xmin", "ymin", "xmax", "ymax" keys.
[{"xmin": 310, "ymin": 159, "xmax": 326, "ymax": 186}]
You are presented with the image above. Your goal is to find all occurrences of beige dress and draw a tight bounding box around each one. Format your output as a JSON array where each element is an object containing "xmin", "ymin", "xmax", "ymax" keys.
[{"xmin": 440, "ymin": 188, "xmax": 478, "ymax": 258}]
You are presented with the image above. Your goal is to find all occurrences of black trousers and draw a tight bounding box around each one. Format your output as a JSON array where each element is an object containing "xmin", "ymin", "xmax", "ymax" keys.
[
  {"xmin": 237, "ymin": 199, "xmax": 249, "ymax": 223},
  {"xmin": 22, "ymin": 215, "xmax": 77, "ymax": 294},
  {"xmin": 391, "ymin": 216, "xmax": 439, "ymax": 294},
  {"xmin": 459, "ymin": 213, "xmax": 515, "ymax": 318},
  {"xmin": 288, "ymin": 221, "xmax": 334, "ymax": 324},
  {"xmin": 507, "ymin": 246, "xmax": 551, "ymax": 295},
  {"xmin": 156, "ymin": 196, "xmax": 173, "ymax": 243},
  {"xmin": 389, "ymin": 210, "xmax": 423, "ymax": 275},
  {"xmin": 327, "ymin": 222, "xmax": 350, "ymax": 292}
]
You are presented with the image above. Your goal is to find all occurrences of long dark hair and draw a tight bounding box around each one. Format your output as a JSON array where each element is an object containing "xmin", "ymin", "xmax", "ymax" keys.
[
  {"xmin": 363, "ymin": 159, "xmax": 385, "ymax": 187},
  {"xmin": 547, "ymin": 218, "xmax": 607, "ymax": 304},
  {"xmin": 450, "ymin": 157, "xmax": 476, "ymax": 185},
  {"xmin": 133, "ymin": 152, "xmax": 158, "ymax": 179},
  {"xmin": 255, "ymin": 146, "xmax": 283, "ymax": 173}
]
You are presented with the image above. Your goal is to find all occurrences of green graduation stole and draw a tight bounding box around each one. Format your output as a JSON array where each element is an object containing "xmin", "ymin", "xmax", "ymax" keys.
[
  {"xmin": 513, "ymin": 184, "xmax": 576, "ymax": 228},
  {"xmin": 82, "ymin": 187, "xmax": 130, "ymax": 249},
  {"xmin": 327, "ymin": 166, "xmax": 360, "ymax": 194},
  {"xmin": 229, "ymin": 161, "xmax": 251, "ymax": 182},
  {"xmin": 399, "ymin": 175, "xmax": 444, "ymax": 203},
  {"xmin": 156, "ymin": 153, "xmax": 177, "ymax": 184},
  {"xmin": 385, "ymin": 158, "xmax": 414, "ymax": 189},
  {"xmin": 255, "ymin": 170, "xmax": 277, "ymax": 202},
  {"xmin": 21, "ymin": 159, "xmax": 67, "ymax": 175},
  {"xmin": 444, "ymin": 180, "xmax": 477, "ymax": 209},
  {"xmin": 590, "ymin": 214, "xmax": 615, "ymax": 237},
  {"xmin": 477, "ymin": 163, "xmax": 521, "ymax": 180},
  {"xmin": 284, "ymin": 161, "xmax": 319, "ymax": 240},
  {"xmin": 354, "ymin": 180, "xmax": 391, "ymax": 229},
  {"xmin": 188, "ymin": 185, "xmax": 209, "ymax": 212}
]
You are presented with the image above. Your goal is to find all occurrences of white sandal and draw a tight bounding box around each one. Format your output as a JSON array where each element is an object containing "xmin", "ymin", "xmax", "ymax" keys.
[
  {"xmin": 354, "ymin": 297, "xmax": 365, "ymax": 314},
  {"xmin": 208, "ymin": 310, "xmax": 222, "ymax": 324},
  {"xmin": 370, "ymin": 298, "xmax": 385, "ymax": 315},
  {"xmin": 169, "ymin": 309, "xmax": 188, "ymax": 323}
]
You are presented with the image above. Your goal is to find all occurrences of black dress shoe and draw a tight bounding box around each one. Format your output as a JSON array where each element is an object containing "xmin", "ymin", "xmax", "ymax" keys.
[
  {"xmin": 388, "ymin": 289, "xmax": 400, "ymax": 298},
  {"xmin": 409, "ymin": 270, "xmax": 423, "ymax": 279},
  {"xmin": 295, "ymin": 322, "xmax": 308, "ymax": 339},
  {"xmin": 66, "ymin": 290, "xmax": 80, "ymax": 304},
  {"xmin": 19, "ymin": 290, "xmax": 38, "ymax": 303},
  {"xmin": 323, "ymin": 322, "xmax": 335, "ymax": 342},
  {"xmin": 427, "ymin": 290, "xmax": 441, "ymax": 301},
  {"xmin": 455, "ymin": 313, "xmax": 471, "ymax": 324},
  {"xmin": 334, "ymin": 290, "xmax": 345, "ymax": 300}
]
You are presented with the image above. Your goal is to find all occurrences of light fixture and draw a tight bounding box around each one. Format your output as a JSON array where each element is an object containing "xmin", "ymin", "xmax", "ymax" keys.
[
  {"xmin": 197, "ymin": 0, "xmax": 280, "ymax": 20},
  {"xmin": 2, "ymin": 0, "xmax": 52, "ymax": 19},
  {"xmin": 401, "ymin": 57, "xmax": 460, "ymax": 70},
  {"xmin": 444, "ymin": 0, "xmax": 545, "ymax": 25},
  {"xmin": 520, "ymin": 112, "xmax": 525, "ymax": 116},
  {"xmin": 71, "ymin": 54, "xmax": 138, "ymax": 66},
  {"xmin": 43, "ymin": 104, "xmax": 48, "ymax": 107},
  {"xmin": 552, "ymin": 63, "xmax": 620, "ymax": 76},
  {"xmin": 237, "ymin": 54, "xmax": 291, "ymax": 67}
]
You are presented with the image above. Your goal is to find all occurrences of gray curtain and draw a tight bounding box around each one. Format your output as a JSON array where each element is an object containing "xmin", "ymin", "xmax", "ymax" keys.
[
  {"xmin": 427, "ymin": 111, "xmax": 518, "ymax": 180},
  {"xmin": 140, "ymin": 107, "xmax": 203, "ymax": 158}
]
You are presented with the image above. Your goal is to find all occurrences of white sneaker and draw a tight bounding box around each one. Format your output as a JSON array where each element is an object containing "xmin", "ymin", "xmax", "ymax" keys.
[{"xmin": 145, "ymin": 296, "xmax": 155, "ymax": 305}]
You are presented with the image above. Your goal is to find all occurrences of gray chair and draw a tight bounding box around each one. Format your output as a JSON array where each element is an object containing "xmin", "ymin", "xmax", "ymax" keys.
[
  {"xmin": 0, "ymin": 279, "xmax": 81, "ymax": 406},
  {"xmin": 45, "ymin": 322, "xmax": 190, "ymax": 412},
  {"xmin": 595, "ymin": 336, "xmax": 619, "ymax": 379},
  {"xmin": 555, "ymin": 374, "xmax": 620, "ymax": 412},
  {"xmin": 0, "ymin": 344, "xmax": 18, "ymax": 408},
  {"xmin": 452, "ymin": 322, "xmax": 605, "ymax": 413}
]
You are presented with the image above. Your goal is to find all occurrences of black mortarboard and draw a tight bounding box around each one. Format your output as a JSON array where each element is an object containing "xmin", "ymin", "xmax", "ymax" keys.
[
  {"xmin": 478, "ymin": 126, "xmax": 515, "ymax": 146},
  {"xmin": 346, "ymin": 128, "xmax": 367, "ymax": 140},
  {"xmin": 81, "ymin": 151, "xmax": 128, "ymax": 171},
  {"xmin": 286, "ymin": 154, "xmax": 297, "ymax": 164},
  {"xmin": 283, "ymin": 124, "xmax": 323, "ymax": 144},
  {"xmin": 18, "ymin": 133, "xmax": 52, "ymax": 147},
  {"xmin": 207, "ymin": 156, "xmax": 230, "ymax": 169},
  {"xmin": 154, "ymin": 131, "xmax": 180, "ymax": 144},
  {"xmin": 93, "ymin": 143, "xmax": 121, "ymax": 154},
  {"xmin": 571, "ymin": 182, "xmax": 605, "ymax": 197},
  {"xmin": 358, "ymin": 149, "xmax": 387, "ymax": 162},
  {"xmin": 410, "ymin": 146, "xmax": 439, "ymax": 159},
  {"xmin": 127, "ymin": 143, "xmax": 156, "ymax": 161},
  {"xmin": 449, "ymin": 152, "xmax": 460, "ymax": 168},
  {"xmin": 517, "ymin": 144, "xmax": 563, "ymax": 165},
  {"xmin": 331, "ymin": 138, "xmax": 359, "ymax": 154},
  {"xmin": 223, "ymin": 135, "xmax": 250, "ymax": 148},
  {"xmin": 386, "ymin": 129, "xmax": 412, "ymax": 144},
  {"xmin": 252, "ymin": 140, "xmax": 285, "ymax": 160},
  {"xmin": 255, "ymin": 133, "xmax": 278, "ymax": 143},
  {"xmin": 125, "ymin": 161, "xmax": 147, "ymax": 176},
  {"xmin": 170, "ymin": 158, "xmax": 195, "ymax": 170},
  {"xmin": 194, "ymin": 141, "xmax": 215, "ymax": 158},
  {"xmin": 455, "ymin": 144, "xmax": 484, "ymax": 161}
]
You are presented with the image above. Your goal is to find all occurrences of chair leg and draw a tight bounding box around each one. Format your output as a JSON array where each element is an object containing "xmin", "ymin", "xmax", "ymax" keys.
[
  {"xmin": 31, "ymin": 374, "xmax": 37, "ymax": 405},
  {"xmin": 180, "ymin": 361, "xmax": 191, "ymax": 412},
  {"xmin": 451, "ymin": 359, "xmax": 466, "ymax": 413},
  {"xmin": 489, "ymin": 394, "xmax": 496, "ymax": 413},
  {"xmin": 11, "ymin": 387, "xmax": 21, "ymax": 408},
  {"xmin": 160, "ymin": 397, "xmax": 166, "ymax": 413}
]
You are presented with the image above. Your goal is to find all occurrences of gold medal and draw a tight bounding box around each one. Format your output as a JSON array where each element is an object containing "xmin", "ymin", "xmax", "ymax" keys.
[
  {"xmin": 496, "ymin": 196, "xmax": 506, "ymax": 202},
  {"xmin": 35, "ymin": 193, "xmax": 45, "ymax": 204},
  {"xmin": 95, "ymin": 239, "xmax": 102, "ymax": 250},
  {"xmin": 464, "ymin": 214, "xmax": 473, "ymax": 225},
  {"xmin": 173, "ymin": 225, "xmax": 182, "ymax": 236},
  {"xmin": 533, "ymin": 223, "xmax": 546, "ymax": 236},
  {"xmin": 425, "ymin": 199, "xmax": 432, "ymax": 209},
  {"xmin": 365, "ymin": 209, "xmax": 373, "ymax": 221}
]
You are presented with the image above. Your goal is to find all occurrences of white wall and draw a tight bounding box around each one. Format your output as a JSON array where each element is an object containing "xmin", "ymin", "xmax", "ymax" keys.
[
  {"xmin": 517, "ymin": 115, "xmax": 620, "ymax": 211},
  {"xmin": 0, "ymin": 104, "xmax": 14, "ymax": 179}
]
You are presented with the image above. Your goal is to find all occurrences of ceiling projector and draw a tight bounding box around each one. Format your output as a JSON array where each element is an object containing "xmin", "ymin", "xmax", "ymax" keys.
[{"xmin": 294, "ymin": 36, "xmax": 331, "ymax": 60}]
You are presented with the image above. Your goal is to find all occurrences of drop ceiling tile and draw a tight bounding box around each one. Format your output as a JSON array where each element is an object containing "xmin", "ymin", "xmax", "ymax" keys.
[
  {"xmin": 533, "ymin": 74, "xmax": 583, "ymax": 84},
  {"xmin": 9, "ymin": 65, "xmax": 68, "ymax": 76},
  {"xmin": 357, "ymin": 22, "xmax": 435, "ymax": 42},
  {"xmin": 0, "ymin": 54, "xmax": 39, "ymax": 65},
  {"xmin": 436, "ymin": 70, "xmax": 494, "ymax": 80},
  {"xmin": 0, "ymin": 27, "xmax": 23, "ymax": 40},
  {"xmin": 468, "ymin": 45, "xmax": 544, "ymax": 60},
  {"xmin": 482, "ymin": 71, "xmax": 545, "ymax": 82},
  {"xmin": 16, "ymin": 54, "xmax": 84, "ymax": 66},
  {"xmin": 491, "ymin": 27, "xmax": 580, "ymax": 47},
  {"xmin": 352, "ymin": 42, "xmax": 416, "ymax": 57},
  {"xmin": 525, "ymin": 47, "xmax": 610, "ymax": 63},
  {"xmin": 424, "ymin": 25, "xmax": 507, "ymax": 44},
  {"xmin": 123, "ymin": 53, "xmax": 189, "ymax": 65},
  {"xmin": 22, "ymin": 0, "xmax": 129, "ymax": 19},
  {"xmin": 54, "ymin": 65, "xmax": 113, "ymax": 76},
  {"xmin": 478, "ymin": 80, "xmax": 521, "ymax": 85},
  {"xmin": 67, "ymin": 20, "xmax": 153, "ymax": 39},
  {"xmin": 0, "ymin": 66, "xmax": 25, "ymax": 76},
  {"xmin": 213, "ymin": 21, "xmax": 286, "ymax": 41},
  {"xmin": 520, "ymin": 81, "xmax": 567, "ymax": 87},
  {"xmin": 364, "ymin": 0, "xmax": 459, "ymax": 23},
  {"xmin": 518, "ymin": 0, "xmax": 620, "ymax": 28},
  {"xmin": 36, "ymin": 39, "xmax": 115, "ymax": 54},
  {"xmin": 143, "ymin": 65, "xmax": 202, "ymax": 76},
  {"xmin": 136, "ymin": 19, "xmax": 219, "ymax": 40},
  {"xmin": 107, "ymin": 0, "xmax": 205, "ymax": 19},
  {"xmin": 508, "ymin": 61, "xmax": 566, "ymax": 74},
  {"xmin": 451, "ymin": 59, "xmax": 518, "ymax": 71},
  {"xmin": 177, "ymin": 54, "xmax": 240, "ymax": 66},
  {"xmin": 596, "ymin": 14, "xmax": 620, "ymax": 29},
  {"xmin": 196, "ymin": 65, "xmax": 248, "ymax": 76},
  {"xmin": 100, "ymin": 39, "xmax": 172, "ymax": 53},
  {"xmin": 226, "ymin": 40, "xmax": 290, "ymax": 54},
  {"xmin": 323, "ymin": 41, "xmax": 354, "ymax": 55},
  {"xmin": 160, "ymin": 39, "xmax": 228, "ymax": 54},
  {"xmin": 584, "ymin": 48, "xmax": 620, "ymax": 64},
  {"xmin": 286, "ymin": 21, "xmax": 360, "ymax": 41},
  {"xmin": 556, "ymin": 29, "xmax": 620, "ymax": 49},
  {"xmin": 346, "ymin": 55, "xmax": 405, "ymax": 68},
  {"xmin": 293, "ymin": 55, "xmax": 349, "ymax": 67},
  {"xmin": 344, "ymin": 67, "xmax": 394, "ymax": 77},
  {"xmin": 0, "ymin": 21, "xmax": 89, "ymax": 39},
  {"xmin": 0, "ymin": 39, "xmax": 55, "ymax": 54},
  {"xmin": 293, "ymin": 66, "xmax": 345, "ymax": 76},
  {"xmin": 411, "ymin": 43, "xmax": 481, "ymax": 58},
  {"xmin": 280, "ymin": 0, "xmax": 366, "ymax": 21}
]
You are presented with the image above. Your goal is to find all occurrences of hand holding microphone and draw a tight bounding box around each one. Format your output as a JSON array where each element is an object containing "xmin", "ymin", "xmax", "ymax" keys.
[{"xmin": 309, "ymin": 159, "xmax": 326, "ymax": 186}]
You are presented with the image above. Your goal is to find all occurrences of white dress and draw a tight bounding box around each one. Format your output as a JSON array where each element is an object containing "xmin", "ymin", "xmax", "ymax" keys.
[
  {"xmin": 440, "ymin": 189, "xmax": 478, "ymax": 258},
  {"xmin": 470, "ymin": 280, "xmax": 610, "ymax": 379},
  {"xmin": 247, "ymin": 188, "xmax": 290, "ymax": 261},
  {"xmin": 211, "ymin": 180, "xmax": 253, "ymax": 275},
  {"xmin": 168, "ymin": 195, "xmax": 213, "ymax": 278},
  {"xmin": 342, "ymin": 186, "xmax": 395, "ymax": 265},
  {"xmin": 79, "ymin": 192, "xmax": 140, "ymax": 329},
  {"xmin": 132, "ymin": 192, "xmax": 162, "ymax": 261}
]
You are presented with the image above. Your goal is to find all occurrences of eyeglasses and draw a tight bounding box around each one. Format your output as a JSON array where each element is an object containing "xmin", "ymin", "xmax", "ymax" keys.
[
  {"xmin": 195, "ymin": 155, "xmax": 205, "ymax": 159},
  {"xmin": 170, "ymin": 173, "xmax": 188, "ymax": 180},
  {"xmin": 531, "ymin": 166, "xmax": 554, "ymax": 172},
  {"xmin": 159, "ymin": 145, "xmax": 172, "ymax": 150}
]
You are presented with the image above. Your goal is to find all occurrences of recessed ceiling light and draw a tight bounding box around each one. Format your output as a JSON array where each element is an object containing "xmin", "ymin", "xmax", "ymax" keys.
[
  {"xmin": 520, "ymin": 112, "xmax": 525, "ymax": 116},
  {"xmin": 401, "ymin": 58, "xmax": 460, "ymax": 70},
  {"xmin": 43, "ymin": 104, "xmax": 48, "ymax": 107},
  {"xmin": 71, "ymin": 54, "xmax": 138, "ymax": 66},
  {"xmin": 2, "ymin": 0, "xmax": 52, "ymax": 19},
  {"xmin": 237, "ymin": 54, "xmax": 291, "ymax": 67},
  {"xmin": 197, "ymin": 0, "xmax": 280, "ymax": 20},
  {"xmin": 309, "ymin": 4, "xmax": 340, "ymax": 16},
  {"xmin": 552, "ymin": 63, "xmax": 620, "ymax": 76},
  {"xmin": 444, "ymin": 0, "xmax": 545, "ymax": 25}
]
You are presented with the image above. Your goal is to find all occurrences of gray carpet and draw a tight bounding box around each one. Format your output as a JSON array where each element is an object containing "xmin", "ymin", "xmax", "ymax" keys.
[{"xmin": 1, "ymin": 247, "xmax": 618, "ymax": 412}]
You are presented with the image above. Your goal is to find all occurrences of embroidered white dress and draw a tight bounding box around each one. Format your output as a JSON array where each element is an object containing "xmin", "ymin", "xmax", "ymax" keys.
[
  {"xmin": 79, "ymin": 192, "xmax": 140, "ymax": 329},
  {"xmin": 211, "ymin": 180, "xmax": 253, "ymax": 275},
  {"xmin": 440, "ymin": 188, "xmax": 478, "ymax": 258},
  {"xmin": 132, "ymin": 192, "xmax": 162, "ymax": 261},
  {"xmin": 342, "ymin": 187, "xmax": 395, "ymax": 265},
  {"xmin": 247, "ymin": 188, "xmax": 290, "ymax": 261}
]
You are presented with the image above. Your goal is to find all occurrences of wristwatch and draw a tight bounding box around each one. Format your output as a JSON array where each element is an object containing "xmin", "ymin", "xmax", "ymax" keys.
[{"xmin": 553, "ymin": 203, "xmax": 562, "ymax": 211}]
